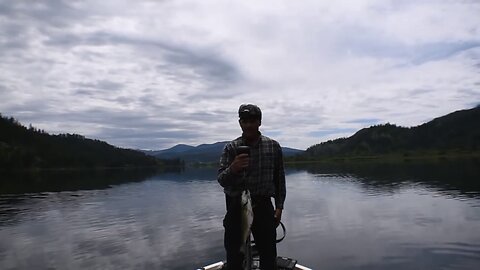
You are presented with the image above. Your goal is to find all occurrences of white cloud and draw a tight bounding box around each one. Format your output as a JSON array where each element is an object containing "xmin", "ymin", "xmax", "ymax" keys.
[{"xmin": 0, "ymin": 0, "xmax": 479, "ymax": 150}]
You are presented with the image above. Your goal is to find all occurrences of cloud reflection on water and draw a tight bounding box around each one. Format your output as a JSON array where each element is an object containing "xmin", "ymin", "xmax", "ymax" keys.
[{"xmin": 0, "ymin": 161, "xmax": 479, "ymax": 269}]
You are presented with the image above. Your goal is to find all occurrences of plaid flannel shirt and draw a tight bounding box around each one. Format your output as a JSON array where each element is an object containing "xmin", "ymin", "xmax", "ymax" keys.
[{"xmin": 217, "ymin": 134, "xmax": 286, "ymax": 209}]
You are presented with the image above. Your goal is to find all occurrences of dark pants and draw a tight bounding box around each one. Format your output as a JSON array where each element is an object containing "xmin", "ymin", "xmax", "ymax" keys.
[{"xmin": 224, "ymin": 194, "xmax": 277, "ymax": 270}]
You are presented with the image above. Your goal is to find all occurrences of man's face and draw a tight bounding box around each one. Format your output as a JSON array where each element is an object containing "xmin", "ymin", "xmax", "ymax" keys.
[{"xmin": 239, "ymin": 118, "xmax": 261, "ymax": 139}]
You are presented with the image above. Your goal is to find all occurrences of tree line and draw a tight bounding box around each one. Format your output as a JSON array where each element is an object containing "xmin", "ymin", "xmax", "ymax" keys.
[
  {"xmin": 0, "ymin": 114, "xmax": 171, "ymax": 170},
  {"xmin": 293, "ymin": 106, "xmax": 480, "ymax": 161}
]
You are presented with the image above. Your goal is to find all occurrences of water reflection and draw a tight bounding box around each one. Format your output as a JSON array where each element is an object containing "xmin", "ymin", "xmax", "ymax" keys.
[
  {"xmin": 0, "ymin": 168, "xmax": 160, "ymax": 194},
  {"xmin": 0, "ymin": 168, "xmax": 161, "ymax": 227},
  {"xmin": 281, "ymin": 160, "xmax": 480, "ymax": 269},
  {"xmin": 0, "ymin": 171, "xmax": 226, "ymax": 269},
  {"xmin": 0, "ymin": 161, "xmax": 479, "ymax": 269},
  {"xmin": 290, "ymin": 158, "xmax": 480, "ymax": 199}
]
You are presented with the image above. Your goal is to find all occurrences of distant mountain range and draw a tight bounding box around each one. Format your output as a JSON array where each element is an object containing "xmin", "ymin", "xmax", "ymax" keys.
[
  {"xmin": 2, "ymin": 106, "xmax": 477, "ymax": 170},
  {"xmin": 143, "ymin": 141, "xmax": 304, "ymax": 163},
  {"xmin": 147, "ymin": 106, "xmax": 480, "ymax": 163},
  {"xmin": 303, "ymin": 106, "xmax": 480, "ymax": 159}
]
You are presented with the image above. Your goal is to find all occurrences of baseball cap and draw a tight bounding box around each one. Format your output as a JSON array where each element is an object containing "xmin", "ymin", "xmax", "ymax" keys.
[{"xmin": 238, "ymin": 104, "xmax": 262, "ymax": 120}]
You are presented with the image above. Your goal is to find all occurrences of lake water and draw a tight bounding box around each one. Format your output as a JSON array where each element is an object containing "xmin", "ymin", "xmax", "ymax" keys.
[{"xmin": 1, "ymin": 160, "xmax": 480, "ymax": 270}]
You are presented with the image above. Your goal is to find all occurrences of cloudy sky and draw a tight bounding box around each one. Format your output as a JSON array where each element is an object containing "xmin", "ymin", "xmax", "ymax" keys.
[{"xmin": 1, "ymin": 0, "xmax": 479, "ymax": 150}]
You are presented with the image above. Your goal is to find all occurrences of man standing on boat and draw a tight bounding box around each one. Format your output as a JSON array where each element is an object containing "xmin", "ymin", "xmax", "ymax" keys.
[{"xmin": 218, "ymin": 104, "xmax": 286, "ymax": 270}]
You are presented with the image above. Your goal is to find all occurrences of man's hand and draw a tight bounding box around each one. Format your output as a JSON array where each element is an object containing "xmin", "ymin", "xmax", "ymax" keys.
[
  {"xmin": 274, "ymin": 208, "xmax": 283, "ymax": 228},
  {"xmin": 230, "ymin": 153, "xmax": 249, "ymax": 174}
]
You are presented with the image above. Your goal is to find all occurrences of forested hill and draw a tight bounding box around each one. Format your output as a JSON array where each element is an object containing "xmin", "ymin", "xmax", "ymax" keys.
[
  {"xmin": 304, "ymin": 106, "xmax": 480, "ymax": 159},
  {"xmin": 0, "ymin": 114, "xmax": 161, "ymax": 169}
]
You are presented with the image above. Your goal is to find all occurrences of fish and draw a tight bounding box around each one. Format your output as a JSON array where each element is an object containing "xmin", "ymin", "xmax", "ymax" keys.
[{"xmin": 240, "ymin": 189, "xmax": 253, "ymax": 254}]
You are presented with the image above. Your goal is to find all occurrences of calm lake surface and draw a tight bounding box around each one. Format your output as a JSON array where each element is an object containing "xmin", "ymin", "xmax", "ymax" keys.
[{"xmin": 1, "ymin": 160, "xmax": 480, "ymax": 270}]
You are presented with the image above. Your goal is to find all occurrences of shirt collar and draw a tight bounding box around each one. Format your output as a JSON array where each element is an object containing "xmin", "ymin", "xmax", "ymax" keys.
[{"xmin": 242, "ymin": 131, "xmax": 262, "ymax": 147}]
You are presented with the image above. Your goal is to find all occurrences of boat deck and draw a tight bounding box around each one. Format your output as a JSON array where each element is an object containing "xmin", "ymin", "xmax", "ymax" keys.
[{"xmin": 198, "ymin": 256, "xmax": 312, "ymax": 270}]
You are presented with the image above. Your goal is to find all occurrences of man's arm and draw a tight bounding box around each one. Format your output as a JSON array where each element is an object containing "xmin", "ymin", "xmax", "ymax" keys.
[
  {"xmin": 274, "ymin": 142, "xmax": 286, "ymax": 210},
  {"xmin": 273, "ymin": 142, "xmax": 286, "ymax": 227},
  {"xmin": 218, "ymin": 144, "xmax": 245, "ymax": 188}
]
